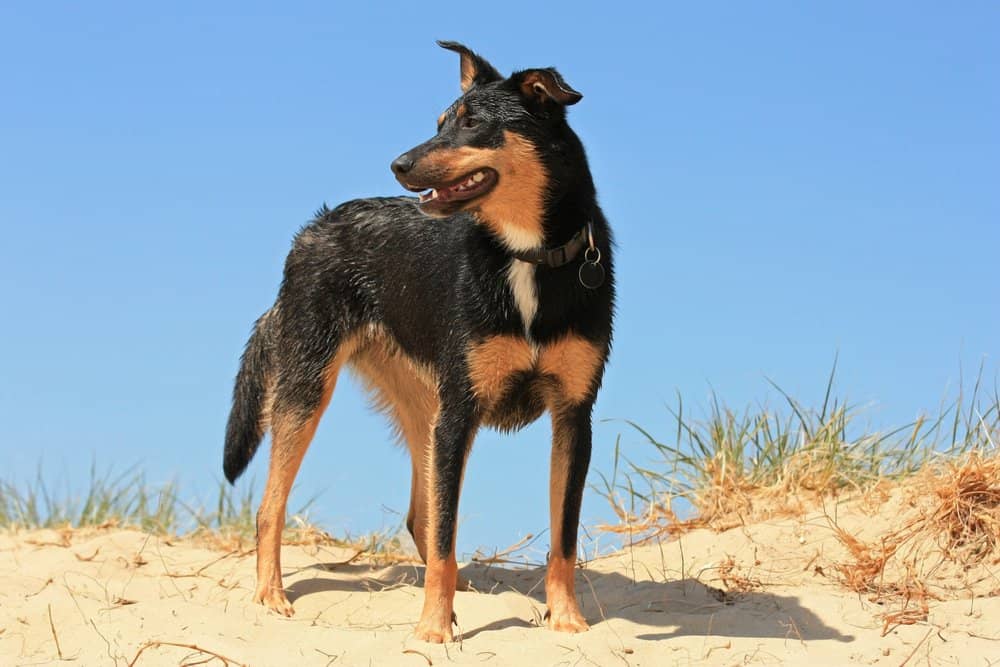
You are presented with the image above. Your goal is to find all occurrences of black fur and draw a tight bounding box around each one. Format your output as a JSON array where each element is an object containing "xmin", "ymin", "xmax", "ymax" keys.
[
  {"xmin": 223, "ymin": 314, "xmax": 272, "ymax": 483},
  {"xmin": 224, "ymin": 40, "xmax": 614, "ymax": 576}
]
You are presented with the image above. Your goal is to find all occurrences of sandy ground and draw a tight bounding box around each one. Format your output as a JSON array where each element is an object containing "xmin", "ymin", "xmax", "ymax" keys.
[{"xmin": 2, "ymin": 504, "xmax": 999, "ymax": 666}]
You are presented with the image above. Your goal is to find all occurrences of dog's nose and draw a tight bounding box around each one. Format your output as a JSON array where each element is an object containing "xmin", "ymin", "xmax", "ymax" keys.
[{"xmin": 391, "ymin": 154, "xmax": 414, "ymax": 176}]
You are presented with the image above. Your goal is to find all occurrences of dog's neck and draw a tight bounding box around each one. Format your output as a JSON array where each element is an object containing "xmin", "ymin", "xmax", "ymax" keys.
[
  {"xmin": 541, "ymin": 129, "xmax": 601, "ymax": 249},
  {"xmin": 544, "ymin": 190, "xmax": 597, "ymax": 246}
]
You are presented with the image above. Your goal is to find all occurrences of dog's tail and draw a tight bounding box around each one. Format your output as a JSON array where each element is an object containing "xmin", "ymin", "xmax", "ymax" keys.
[{"xmin": 223, "ymin": 311, "xmax": 274, "ymax": 484}]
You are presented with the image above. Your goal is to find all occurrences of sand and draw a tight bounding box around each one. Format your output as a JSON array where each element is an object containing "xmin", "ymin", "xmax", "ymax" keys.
[{"xmin": 2, "ymin": 503, "xmax": 998, "ymax": 666}]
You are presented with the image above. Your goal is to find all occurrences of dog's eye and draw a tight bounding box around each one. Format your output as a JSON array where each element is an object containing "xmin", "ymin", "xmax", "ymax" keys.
[{"xmin": 461, "ymin": 116, "xmax": 480, "ymax": 130}]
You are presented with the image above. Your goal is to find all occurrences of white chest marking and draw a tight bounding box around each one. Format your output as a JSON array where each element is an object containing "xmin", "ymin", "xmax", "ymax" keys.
[
  {"xmin": 507, "ymin": 259, "xmax": 538, "ymax": 339},
  {"xmin": 499, "ymin": 225, "xmax": 545, "ymax": 252}
]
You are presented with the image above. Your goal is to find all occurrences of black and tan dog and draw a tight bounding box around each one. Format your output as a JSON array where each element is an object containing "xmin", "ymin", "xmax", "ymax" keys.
[{"xmin": 223, "ymin": 41, "xmax": 614, "ymax": 643}]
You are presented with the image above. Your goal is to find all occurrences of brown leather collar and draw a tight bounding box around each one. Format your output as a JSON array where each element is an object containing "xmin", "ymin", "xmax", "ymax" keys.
[{"xmin": 509, "ymin": 224, "xmax": 590, "ymax": 267}]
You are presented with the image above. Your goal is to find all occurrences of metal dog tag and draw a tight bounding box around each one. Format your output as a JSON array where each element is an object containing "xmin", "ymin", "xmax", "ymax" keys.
[{"xmin": 578, "ymin": 259, "xmax": 605, "ymax": 289}]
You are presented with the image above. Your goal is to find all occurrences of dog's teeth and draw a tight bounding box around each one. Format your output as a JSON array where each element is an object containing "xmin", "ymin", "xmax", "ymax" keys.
[{"xmin": 473, "ymin": 171, "xmax": 484, "ymax": 183}]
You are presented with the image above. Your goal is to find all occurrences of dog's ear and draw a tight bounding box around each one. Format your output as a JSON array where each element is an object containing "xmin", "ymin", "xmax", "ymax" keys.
[
  {"xmin": 513, "ymin": 68, "xmax": 583, "ymax": 107},
  {"xmin": 437, "ymin": 40, "xmax": 503, "ymax": 93}
]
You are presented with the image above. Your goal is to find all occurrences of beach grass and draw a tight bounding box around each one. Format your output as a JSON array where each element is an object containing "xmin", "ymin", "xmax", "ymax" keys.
[
  {"xmin": 595, "ymin": 359, "xmax": 999, "ymax": 539},
  {"xmin": 4, "ymin": 362, "xmax": 997, "ymax": 574}
]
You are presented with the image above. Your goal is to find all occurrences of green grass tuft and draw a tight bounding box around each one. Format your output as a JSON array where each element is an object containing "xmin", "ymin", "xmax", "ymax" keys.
[
  {"xmin": 2, "ymin": 464, "xmax": 271, "ymax": 538},
  {"xmin": 596, "ymin": 360, "xmax": 999, "ymax": 539}
]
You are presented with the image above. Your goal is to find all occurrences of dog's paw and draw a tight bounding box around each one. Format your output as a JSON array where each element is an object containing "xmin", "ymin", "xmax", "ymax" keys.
[
  {"xmin": 413, "ymin": 620, "xmax": 454, "ymax": 643},
  {"xmin": 414, "ymin": 611, "xmax": 457, "ymax": 643},
  {"xmin": 545, "ymin": 607, "xmax": 590, "ymax": 633},
  {"xmin": 253, "ymin": 586, "xmax": 295, "ymax": 617}
]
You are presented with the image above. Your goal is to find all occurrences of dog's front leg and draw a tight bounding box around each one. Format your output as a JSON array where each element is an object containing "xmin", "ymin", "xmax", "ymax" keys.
[
  {"xmin": 414, "ymin": 392, "xmax": 477, "ymax": 643},
  {"xmin": 545, "ymin": 400, "xmax": 594, "ymax": 632}
]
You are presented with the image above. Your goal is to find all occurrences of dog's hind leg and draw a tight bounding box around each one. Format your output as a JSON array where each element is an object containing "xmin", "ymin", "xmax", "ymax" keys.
[{"xmin": 252, "ymin": 332, "xmax": 352, "ymax": 616}]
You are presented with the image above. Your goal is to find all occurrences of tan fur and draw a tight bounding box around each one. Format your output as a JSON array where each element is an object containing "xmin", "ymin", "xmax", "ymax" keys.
[
  {"xmin": 415, "ymin": 554, "xmax": 459, "ymax": 642},
  {"xmin": 347, "ymin": 328, "xmax": 441, "ymax": 559},
  {"xmin": 458, "ymin": 57, "xmax": 476, "ymax": 92},
  {"xmin": 538, "ymin": 335, "xmax": 604, "ymax": 404},
  {"xmin": 415, "ymin": 145, "xmax": 492, "ymax": 180},
  {"xmin": 348, "ymin": 328, "xmax": 439, "ymax": 449},
  {"xmin": 411, "ymin": 131, "xmax": 547, "ymax": 249},
  {"xmin": 253, "ymin": 342, "xmax": 352, "ymax": 616},
  {"xmin": 544, "ymin": 405, "xmax": 591, "ymax": 632},
  {"xmin": 544, "ymin": 553, "xmax": 588, "ymax": 632},
  {"xmin": 474, "ymin": 131, "xmax": 547, "ymax": 247},
  {"xmin": 418, "ymin": 416, "xmax": 475, "ymax": 642},
  {"xmin": 546, "ymin": 406, "xmax": 589, "ymax": 630},
  {"xmin": 466, "ymin": 335, "xmax": 536, "ymax": 406}
]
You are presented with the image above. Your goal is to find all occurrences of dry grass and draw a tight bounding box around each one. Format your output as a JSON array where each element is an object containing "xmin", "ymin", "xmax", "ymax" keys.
[
  {"xmin": 829, "ymin": 451, "xmax": 1000, "ymax": 616},
  {"xmin": 596, "ymin": 361, "xmax": 1000, "ymax": 628},
  {"xmin": 597, "ymin": 361, "xmax": 999, "ymax": 544},
  {"xmin": 920, "ymin": 452, "xmax": 1000, "ymax": 558}
]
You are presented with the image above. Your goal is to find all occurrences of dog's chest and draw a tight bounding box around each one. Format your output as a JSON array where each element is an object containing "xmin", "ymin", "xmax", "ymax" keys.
[
  {"xmin": 466, "ymin": 329, "xmax": 605, "ymax": 431},
  {"xmin": 505, "ymin": 259, "xmax": 538, "ymax": 337}
]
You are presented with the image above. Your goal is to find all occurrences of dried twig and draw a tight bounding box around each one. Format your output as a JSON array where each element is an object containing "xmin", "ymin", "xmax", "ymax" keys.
[
  {"xmin": 47, "ymin": 604, "xmax": 64, "ymax": 660},
  {"xmin": 26, "ymin": 577, "xmax": 54, "ymax": 597},
  {"xmin": 402, "ymin": 648, "xmax": 433, "ymax": 665},
  {"xmin": 898, "ymin": 626, "xmax": 935, "ymax": 666},
  {"xmin": 471, "ymin": 533, "xmax": 540, "ymax": 565},
  {"xmin": 128, "ymin": 640, "xmax": 246, "ymax": 667},
  {"xmin": 73, "ymin": 548, "xmax": 100, "ymax": 562}
]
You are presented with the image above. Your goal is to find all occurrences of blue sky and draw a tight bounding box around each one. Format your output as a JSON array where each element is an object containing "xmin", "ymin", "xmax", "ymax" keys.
[{"xmin": 1, "ymin": 3, "xmax": 997, "ymax": 557}]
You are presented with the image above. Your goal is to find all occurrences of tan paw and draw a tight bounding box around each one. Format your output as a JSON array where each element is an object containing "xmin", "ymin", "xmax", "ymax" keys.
[
  {"xmin": 413, "ymin": 619, "xmax": 454, "ymax": 643},
  {"xmin": 545, "ymin": 608, "xmax": 590, "ymax": 633},
  {"xmin": 414, "ymin": 610, "xmax": 457, "ymax": 643},
  {"xmin": 253, "ymin": 585, "xmax": 295, "ymax": 617}
]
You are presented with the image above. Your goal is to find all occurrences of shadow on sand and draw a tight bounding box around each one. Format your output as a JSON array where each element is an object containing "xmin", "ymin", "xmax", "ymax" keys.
[{"xmin": 284, "ymin": 558, "xmax": 854, "ymax": 643}]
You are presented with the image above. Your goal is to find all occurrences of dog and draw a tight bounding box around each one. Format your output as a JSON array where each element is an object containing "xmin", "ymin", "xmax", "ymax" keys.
[{"xmin": 223, "ymin": 40, "xmax": 614, "ymax": 643}]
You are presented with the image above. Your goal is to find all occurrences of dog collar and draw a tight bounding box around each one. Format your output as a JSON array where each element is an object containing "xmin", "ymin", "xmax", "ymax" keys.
[{"xmin": 510, "ymin": 223, "xmax": 591, "ymax": 267}]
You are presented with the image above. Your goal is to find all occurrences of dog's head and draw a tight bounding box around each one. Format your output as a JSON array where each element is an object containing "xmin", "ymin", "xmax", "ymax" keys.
[{"xmin": 391, "ymin": 41, "xmax": 583, "ymax": 250}]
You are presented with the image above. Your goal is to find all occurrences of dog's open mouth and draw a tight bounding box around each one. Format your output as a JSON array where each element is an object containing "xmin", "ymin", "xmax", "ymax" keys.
[{"xmin": 411, "ymin": 168, "xmax": 498, "ymax": 209}]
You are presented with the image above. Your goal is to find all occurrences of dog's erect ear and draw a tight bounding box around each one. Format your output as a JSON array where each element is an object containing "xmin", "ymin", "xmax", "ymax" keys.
[
  {"xmin": 513, "ymin": 68, "xmax": 583, "ymax": 107},
  {"xmin": 437, "ymin": 40, "xmax": 503, "ymax": 93}
]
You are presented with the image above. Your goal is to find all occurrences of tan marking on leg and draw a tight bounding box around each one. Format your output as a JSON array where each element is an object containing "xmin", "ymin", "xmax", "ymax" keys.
[
  {"xmin": 347, "ymin": 331, "xmax": 470, "ymax": 590},
  {"xmin": 538, "ymin": 335, "xmax": 604, "ymax": 404},
  {"xmin": 407, "ymin": 457, "xmax": 429, "ymax": 560},
  {"xmin": 348, "ymin": 329, "xmax": 439, "ymax": 449},
  {"xmin": 466, "ymin": 335, "xmax": 536, "ymax": 407},
  {"xmin": 545, "ymin": 409, "xmax": 589, "ymax": 632},
  {"xmin": 415, "ymin": 553, "xmax": 458, "ymax": 643},
  {"xmin": 545, "ymin": 554, "xmax": 589, "ymax": 633},
  {"xmin": 254, "ymin": 343, "xmax": 351, "ymax": 616},
  {"xmin": 415, "ymin": 401, "xmax": 477, "ymax": 642}
]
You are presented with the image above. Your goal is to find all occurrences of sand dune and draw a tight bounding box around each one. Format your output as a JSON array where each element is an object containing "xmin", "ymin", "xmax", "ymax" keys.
[{"xmin": 2, "ymin": 501, "xmax": 998, "ymax": 666}]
